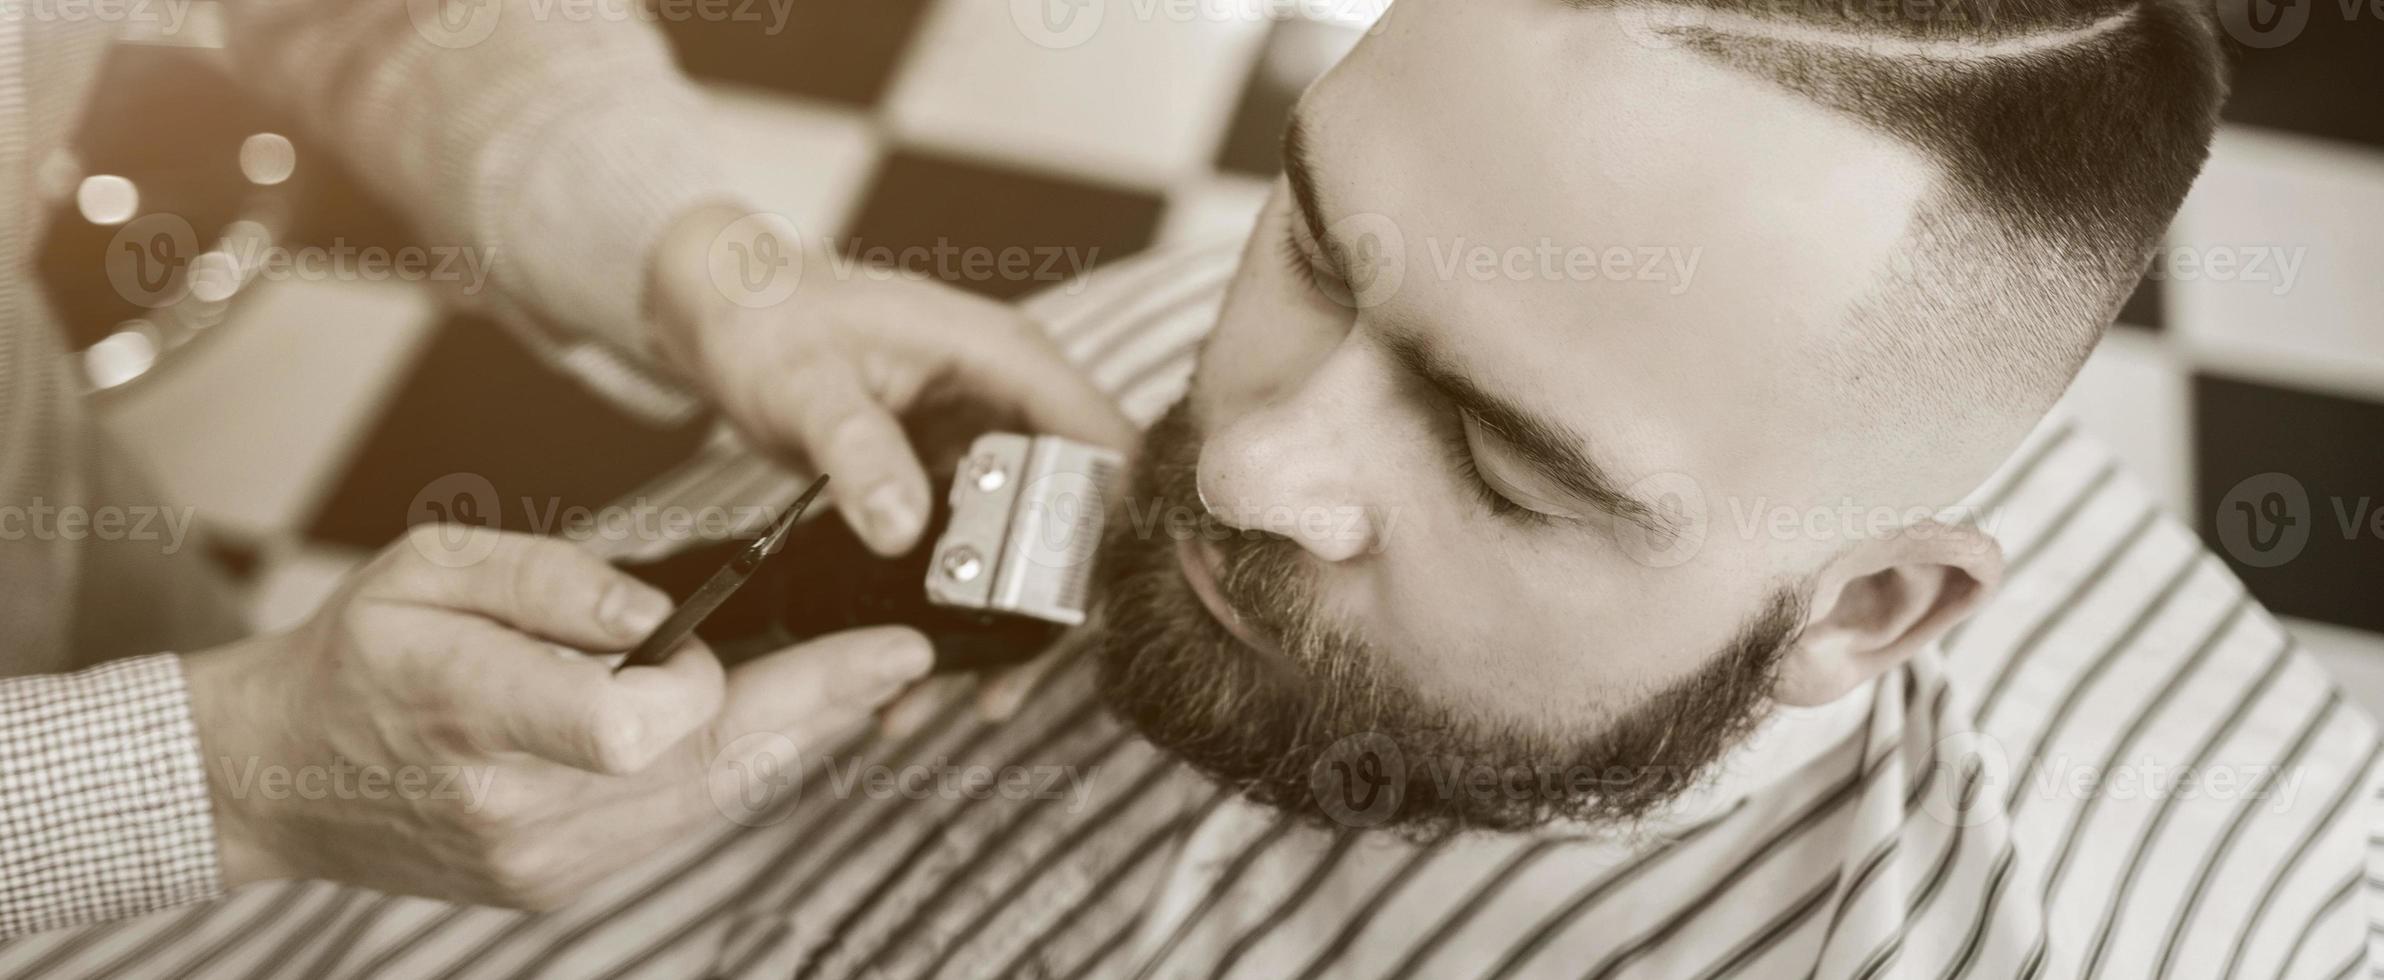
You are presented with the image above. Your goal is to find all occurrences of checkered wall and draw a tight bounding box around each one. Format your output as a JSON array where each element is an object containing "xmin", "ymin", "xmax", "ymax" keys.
[{"xmin": 52, "ymin": 1, "xmax": 2384, "ymax": 645}]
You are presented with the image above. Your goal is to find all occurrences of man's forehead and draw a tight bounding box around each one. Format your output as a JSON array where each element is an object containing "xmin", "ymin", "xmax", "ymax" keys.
[
  {"xmin": 1332, "ymin": 0, "xmax": 1936, "ymax": 305},
  {"xmin": 1298, "ymin": 0, "xmax": 1937, "ymax": 489}
]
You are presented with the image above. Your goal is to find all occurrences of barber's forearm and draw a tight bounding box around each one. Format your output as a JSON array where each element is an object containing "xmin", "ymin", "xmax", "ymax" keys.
[
  {"xmin": 217, "ymin": 0, "xmax": 745, "ymax": 379},
  {"xmin": 0, "ymin": 656, "xmax": 223, "ymax": 937}
]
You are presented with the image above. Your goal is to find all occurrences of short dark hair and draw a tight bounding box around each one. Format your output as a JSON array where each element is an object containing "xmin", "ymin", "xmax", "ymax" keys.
[{"xmin": 1586, "ymin": 0, "xmax": 2227, "ymax": 427}]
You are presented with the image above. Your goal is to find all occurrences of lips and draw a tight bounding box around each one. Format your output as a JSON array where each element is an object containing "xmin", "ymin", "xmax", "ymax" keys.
[{"xmin": 1175, "ymin": 536, "xmax": 1283, "ymax": 657}]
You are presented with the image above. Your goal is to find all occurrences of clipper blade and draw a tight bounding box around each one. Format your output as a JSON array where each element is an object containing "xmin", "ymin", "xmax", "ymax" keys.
[{"xmin": 925, "ymin": 433, "xmax": 1122, "ymax": 626}]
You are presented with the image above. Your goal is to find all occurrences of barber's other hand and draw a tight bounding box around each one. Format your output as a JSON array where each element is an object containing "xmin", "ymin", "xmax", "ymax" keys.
[
  {"xmin": 646, "ymin": 202, "xmax": 1136, "ymax": 556},
  {"xmin": 182, "ymin": 527, "xmax": 931, "ymax": 908}
]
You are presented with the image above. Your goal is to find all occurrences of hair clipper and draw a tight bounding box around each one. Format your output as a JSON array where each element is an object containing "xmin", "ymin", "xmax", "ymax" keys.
[{"xmin": 620, "ymin": 433, "xmax": 1122, "ymax": 673}]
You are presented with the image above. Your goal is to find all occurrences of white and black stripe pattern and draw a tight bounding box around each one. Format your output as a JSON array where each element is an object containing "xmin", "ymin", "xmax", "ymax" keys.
[{"xmin": 6, "ymin": 241, "xmax": 2379, "ymax": 980}]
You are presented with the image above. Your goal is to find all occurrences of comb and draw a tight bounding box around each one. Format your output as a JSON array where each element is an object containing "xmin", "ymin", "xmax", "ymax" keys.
[{"xmin": 612, "ymin": 474, "xmax": 828, "ymax": 671}]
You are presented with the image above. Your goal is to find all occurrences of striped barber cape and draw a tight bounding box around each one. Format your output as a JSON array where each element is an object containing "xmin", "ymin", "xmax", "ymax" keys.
[{"xmin": 4, "ymin": 242, "xmax": 2380, "ymax": 980}]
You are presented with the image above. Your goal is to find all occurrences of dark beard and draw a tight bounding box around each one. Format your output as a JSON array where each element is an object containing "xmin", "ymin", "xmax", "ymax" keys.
[{"xmin": 1088, "ymin": 399, "xmax": 1806, "ymax": 836}]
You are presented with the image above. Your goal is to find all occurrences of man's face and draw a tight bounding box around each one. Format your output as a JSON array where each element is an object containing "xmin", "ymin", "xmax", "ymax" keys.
[{"xmin": 1093, "ymin": 0, "xmax": 1939, "ymax": 830}]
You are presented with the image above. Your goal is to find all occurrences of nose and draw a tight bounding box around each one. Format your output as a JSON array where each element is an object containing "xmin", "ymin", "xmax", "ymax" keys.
[{"xmin": 1196, "ymin": 358, "xmax": 1382, "ymax": 564}]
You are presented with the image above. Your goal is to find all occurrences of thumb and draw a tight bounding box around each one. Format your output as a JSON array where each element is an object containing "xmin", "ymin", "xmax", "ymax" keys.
[
  {"xmin": 668, "ymin": 629, "xmax": 928, "ymax": 831},
  {"xmin": 709, "ymin": 627, "xmax": 935, "ymax": 753},
  {"xmin": 431, "ymin": 622, "xmax": 726, "ymax": 776}
]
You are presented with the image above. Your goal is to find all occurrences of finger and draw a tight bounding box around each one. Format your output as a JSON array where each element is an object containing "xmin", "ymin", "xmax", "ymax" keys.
[
  {"xmin": 642, "ymin": 629, "xmax": 932, "ymax": 830},
  {"xmin": 877, "ymin": 681, "xmax": 945, "ymax": 738},
  {"xmin": 765, "ymin": 356, "xmax": 934, "ymax": 556},
  {"xmin": 434, "ymin": 621, "xmax": 727, "ymax": 775},
  {"xmin": 879, "ymin": 674, "xmax": 973, "ymax": 741},
  {"xmin": 380, "ymin": 528, "xmax": 676, "ymax": 651},
  {"xmin": 944, "ymin": 322, "xmax": 1139, "ymax": 452},
  {"xmin": 707, "ymin": 626, "xmax": 934, "ymax": 751},
  {"xmin": 975, "ymin": 647, "xmax": 1076, "ymax": 723}
]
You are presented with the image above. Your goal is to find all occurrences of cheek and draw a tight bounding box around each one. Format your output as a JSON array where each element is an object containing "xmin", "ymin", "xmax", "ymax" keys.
[{"xmin": 1362, "ymin": 536, "xmax": 1771, "ymax": 725}]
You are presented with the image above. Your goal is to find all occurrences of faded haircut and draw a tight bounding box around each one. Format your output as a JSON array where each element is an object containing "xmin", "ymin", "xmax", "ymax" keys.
[{"xmin": 1585, "ymin": 0, "xmax": 2227, "ymax": 436}]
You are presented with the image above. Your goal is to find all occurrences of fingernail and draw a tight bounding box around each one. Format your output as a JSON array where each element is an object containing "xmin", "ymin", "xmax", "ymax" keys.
[
  {"xmin": 864, "ymin": 483, "xmax": 923, "ymax": 549},
  {"xmin": 601, "ymin": 582, "xmax": 671, "ymax": 638}
]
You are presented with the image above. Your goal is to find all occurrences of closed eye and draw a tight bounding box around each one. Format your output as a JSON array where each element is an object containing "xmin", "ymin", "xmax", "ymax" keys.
[
  {"xmin": 1280, "ymin": 218, "xmax": 1324, "ymax": 292},
  {"xmin": 1452, "ymin": 410, "xmax": 1579, "ymax": 528},
  {"xmin": 1279, "ymin": 207, "xmax": 1352, "ymax": 297}
]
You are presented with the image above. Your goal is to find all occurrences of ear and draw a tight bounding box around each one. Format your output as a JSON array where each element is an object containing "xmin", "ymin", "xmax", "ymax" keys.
[{"xmin": 1773, "ymin": 521, "xmax": 2004, "ymax": 707}]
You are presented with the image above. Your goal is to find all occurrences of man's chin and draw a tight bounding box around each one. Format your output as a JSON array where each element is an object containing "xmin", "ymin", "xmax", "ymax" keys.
[{"xmin": 1086, "ymin": 514, "xmax": 1590, "ymax": 836}]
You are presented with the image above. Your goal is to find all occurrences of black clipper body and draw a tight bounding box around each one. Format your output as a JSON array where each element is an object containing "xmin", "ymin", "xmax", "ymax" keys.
[{"xmin": 623, "ymin": 434, "xmax": 1121, "ymax": 673}]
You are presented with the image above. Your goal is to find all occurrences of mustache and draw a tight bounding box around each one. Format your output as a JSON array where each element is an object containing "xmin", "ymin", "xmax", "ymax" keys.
[{"xmin": 1138, "ymin": 406, "xmax": 1353, "ymax": 664}]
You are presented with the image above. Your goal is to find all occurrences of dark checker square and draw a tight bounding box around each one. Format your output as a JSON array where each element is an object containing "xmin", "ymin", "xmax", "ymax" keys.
[
  {"xmin": 2220, "ymin": 7, "xmax": 2384, "ymax": 150},
  {"xmin": 657, "ymin": 0, "xmax": 937, "ymax": 108},
  {"xmin": 837, "ymin": 149, "xmax": 1163, "ymax": 301},
  {"xmin": 306, "ymin": 315, "xmax": 710, "ymax": 550},
  {"xmin": 1214, "ymin": 17, "xmax": 1356, "ymax": 178},
  {"xmin": 2194, "ymin": 372, "xmax": 2384, "ymax": 633}
]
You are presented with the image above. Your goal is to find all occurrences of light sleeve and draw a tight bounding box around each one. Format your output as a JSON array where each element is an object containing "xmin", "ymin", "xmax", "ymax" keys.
[{"xmin": 0, "ymin": 654, "xmax": 222, "ymax": 937}]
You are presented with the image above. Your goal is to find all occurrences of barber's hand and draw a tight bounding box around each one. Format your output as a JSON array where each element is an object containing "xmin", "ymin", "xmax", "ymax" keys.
[
  {"xmin": 646, "ymin": 202, "xmax": 1136, "ymax": 557},
  {"xmin": 182, "ymin": 527, "xmax": 931, "ymax": 908}
]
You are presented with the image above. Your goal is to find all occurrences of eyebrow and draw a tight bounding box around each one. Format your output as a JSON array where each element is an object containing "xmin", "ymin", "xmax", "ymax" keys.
[
  {"xmin": 1382, "ymin": 330, "xmax": 1685, "ymax": 538},
  {"xmin": 1279, "ymin": 109, "xmax": 1682, "ymax": 540}
]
